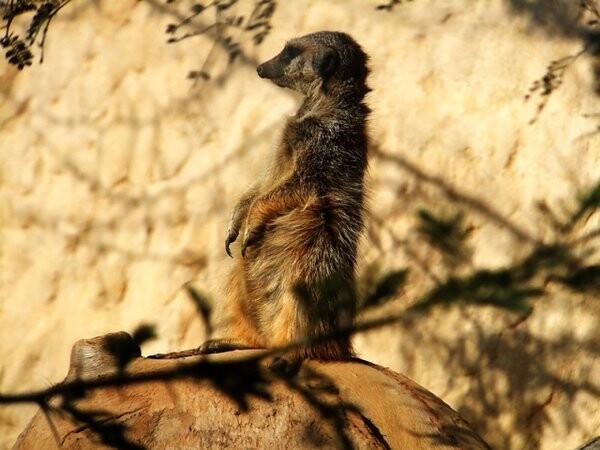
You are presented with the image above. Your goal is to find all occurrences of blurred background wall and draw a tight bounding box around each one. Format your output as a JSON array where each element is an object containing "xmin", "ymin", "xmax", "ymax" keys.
[{"xmin": 1, "ymin": 0, "xmax": 599, "ymax": 448}]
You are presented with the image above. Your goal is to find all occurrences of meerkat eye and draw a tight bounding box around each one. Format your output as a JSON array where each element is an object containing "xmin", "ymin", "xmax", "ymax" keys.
[{"xmin": 282, "ymin": 45, "xmax": 301, "ymax": 60}]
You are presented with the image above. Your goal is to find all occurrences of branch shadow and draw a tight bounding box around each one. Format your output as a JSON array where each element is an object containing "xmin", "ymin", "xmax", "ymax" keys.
[
  {"xmin": 506, "ymin": 0, "xmax": 600, "ymax": 123},
  {"xmin": 364, "ymin": 142, "xmax": 600, "ymax": 448}
]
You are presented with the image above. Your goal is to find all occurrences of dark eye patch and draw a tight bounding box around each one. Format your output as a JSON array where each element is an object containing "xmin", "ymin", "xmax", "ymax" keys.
[{"xmin": 282, "ymin": 45, "xmax": 301, "ymax": 60}]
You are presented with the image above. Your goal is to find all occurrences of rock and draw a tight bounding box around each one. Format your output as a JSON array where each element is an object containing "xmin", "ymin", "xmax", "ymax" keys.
[
  {"xmin": 13, "ymin": 333, "xmax": 489, "ymax": 450},
  {"xmin": 575, "ymin": 437, "xmax": 600, "ymax": 450},
  {"xmin": 65, "ymin": 332, "xmax": 142, "ymax": 381}
]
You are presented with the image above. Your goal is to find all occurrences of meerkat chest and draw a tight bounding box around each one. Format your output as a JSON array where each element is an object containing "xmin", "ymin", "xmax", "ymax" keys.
[{"xmin": 284, "ymin": 113, "xmax": 330, "ymax": 147}]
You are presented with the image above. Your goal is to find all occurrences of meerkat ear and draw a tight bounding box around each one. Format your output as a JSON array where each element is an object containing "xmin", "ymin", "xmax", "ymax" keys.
[{"xmin": 313, "ymin": 46, "xmax": 339, "ymax": 78}]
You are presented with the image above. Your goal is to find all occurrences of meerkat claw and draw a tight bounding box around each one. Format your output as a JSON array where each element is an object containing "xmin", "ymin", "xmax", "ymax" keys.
[
  {"xmin": 225, "ymin": 228, "xmax": 238, "ymax": 258},
  {"xmin": 225, "ymin": 240, "xmax": 234, "ymax": 258}
]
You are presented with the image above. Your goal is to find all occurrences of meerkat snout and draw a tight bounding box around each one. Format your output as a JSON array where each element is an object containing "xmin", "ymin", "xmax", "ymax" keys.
[{"xmin": 256, "ymin": 47, "xmax": 290, "ymax": 80}]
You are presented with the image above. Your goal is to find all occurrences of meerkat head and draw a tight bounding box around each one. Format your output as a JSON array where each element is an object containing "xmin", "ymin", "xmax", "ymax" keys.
[{"xmin": 257, "ymin": 31, "xmax": 370, "ymax": 98}]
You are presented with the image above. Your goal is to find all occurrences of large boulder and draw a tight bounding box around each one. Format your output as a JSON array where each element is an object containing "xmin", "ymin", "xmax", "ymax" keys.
[{"xmin": 13, "ymin": 333, "xmax": 489, "ymax": 449}]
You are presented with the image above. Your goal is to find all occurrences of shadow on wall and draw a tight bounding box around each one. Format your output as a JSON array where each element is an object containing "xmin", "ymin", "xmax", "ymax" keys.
[
  {"xmin": 507, "ymin": 0, "xmax": 590, "ymax": 37},
  {"xmin": 506, "ymin": 0, "xmax": 600, "ymax": 122},
  {"xmin": 393, "ymin": 313, "xmax": 600, "ymax": 450},
  {"xmin": 10, "ymin": 98, "xmax": 281, "ymax": 261},
  {"xmin": 363, "ymin": 143, "xmax": 600, "ymax": 449}
]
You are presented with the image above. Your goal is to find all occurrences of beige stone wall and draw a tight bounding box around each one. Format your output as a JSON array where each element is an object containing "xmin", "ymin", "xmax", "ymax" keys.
[{"xmin": 1, "ymin": 0, "xmax": 599, "ymax": 448}]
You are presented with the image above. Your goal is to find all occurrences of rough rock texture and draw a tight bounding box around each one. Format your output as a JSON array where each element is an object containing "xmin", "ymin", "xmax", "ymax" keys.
[
  {"xmin": 13, "ymin": 333, "xmax": 490, "ymax": 450},
  {"xmin": 1, "ymin": 1, "xmax": 599, "ymax": 449}
]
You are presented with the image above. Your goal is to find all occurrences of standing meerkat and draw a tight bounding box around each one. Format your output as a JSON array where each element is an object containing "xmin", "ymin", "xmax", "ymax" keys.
[{"xmin": 154, "ymin": 32, "xmax": 371, "ymax": 371}]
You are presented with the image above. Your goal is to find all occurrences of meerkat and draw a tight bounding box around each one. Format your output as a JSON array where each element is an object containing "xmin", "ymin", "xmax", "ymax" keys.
[
  {"xmin": 209, "ymin": 31, "xmax": 371, "ymax": 371},
  {"xmin": 152, "ymin": 32, "xmax": 371, "ymax": 371}
]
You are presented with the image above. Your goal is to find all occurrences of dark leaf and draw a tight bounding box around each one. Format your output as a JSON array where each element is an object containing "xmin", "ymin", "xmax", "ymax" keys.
[
  {"xmin": 572, "ymin": 179, "xmax": 600, "ymax": 223},
  {"xmin": 101, "ymin": 333, "xmax": 141, "ymax": 371},
  {"xmin": 131, "ymin": 324, "xmax": 157, "ymax": 347},
  {"xmin": 4, "ymin": 37, "xmax": 33, "ymax": 69},
  {"xmin": 559, "ymin": 265, "xmax": 600, "ymax": 292},
  {"xmin": 416, "ymin": 209, "xmax": 471, "ymax": 264},
  {"xmin": 253, "ymin": 32, "xmax": 267, "ymax": 45},
  {"xmin": 26, "ymin": 2, "xmax": 54, "ymax": 43},
  {"xmin": 190, "ymin": 3, "xmax": 204, "ymax": 14},
  {"xmin": 228, "ymin": 48, "xmax": 240, "ymax": 63},
  {"xmin": 412, "ymin": 268, "xmax": 541, "ymax": 313},
  {"xmin": 246, "ymin": 20, "xmax": 267, "ymax": 31},
  {"xmin": 188, "ymin": 70, "xmax": 210, "ymax": 80},
  {"xmin": 186, "ymin": 286, "xmax": 213, "ymax": 333},
  {"xmin": 216, "ymin": 0, "xmax": 237, "ymax": 12},
  {"xmin": 2, "ymin": 1, "xmax": 35, "ymax": 20},
  {"xmin": 255, "ymin": 3, "xmax": 275, "ymax": 19},
  {"xmin": 362, "ymin": 269, "xmax": 408, "ymax": 311}
]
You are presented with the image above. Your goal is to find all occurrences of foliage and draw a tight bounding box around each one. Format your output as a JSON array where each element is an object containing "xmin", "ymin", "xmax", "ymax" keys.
[
  {"xmin": 1, "ymin": 0, "xmax": 71, "ymax": 69},
  {"xmin": 409, "ymin": 178, "xmax": 600, "ymax": 313},
  {"xmin": 0, "ymin": 0, "xmax": 277, "ymax": 78},
  {"xmin": 163, "ymin": 0, "xmax": 276, "ymax": 81},
  {"xmin": 375, "ymin": 0, "xmax": 413, "ymax": 12},
  {"xmin": 523, "ymin": 0, "xmax": 600, "ymax": 122}
]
